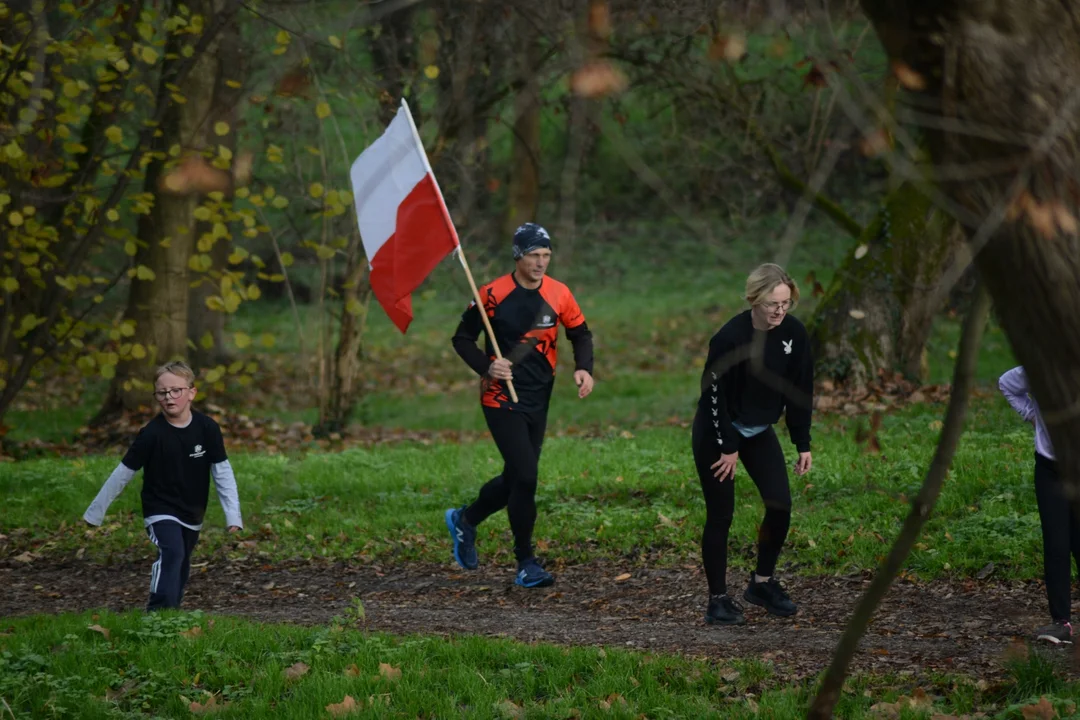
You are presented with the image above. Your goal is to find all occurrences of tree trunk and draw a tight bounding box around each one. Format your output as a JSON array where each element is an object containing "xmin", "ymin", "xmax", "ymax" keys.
[
  {"xmin": 809, "ymin": 0, "xmax": 1080, "ymax": 712},
  {"xmin": 502, "ymin": 17, "xmax": 542, "ymax": 239},
  {"xmin": 188, "ymin": 19, "xmax": 244, "ymax": 370},
  {"xmin": 315, "ymin": 261, "xmax": 371, "ymax": 435},
  {"xmin": 102, "ymin": 0, "xmax": 225, "ymax": 413},
  {"xmin": 372, "ymin": 6, "xmax": 416, "ymax": 126},
  {"xmin": 808, "ymin": 181, "xmax": 967, "ymax": 387}
]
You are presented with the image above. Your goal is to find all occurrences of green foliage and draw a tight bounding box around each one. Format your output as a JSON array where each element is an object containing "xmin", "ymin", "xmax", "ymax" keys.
[{"xmin": 1, "ymin": 610, "xmax": 1075, "ymax": 718}]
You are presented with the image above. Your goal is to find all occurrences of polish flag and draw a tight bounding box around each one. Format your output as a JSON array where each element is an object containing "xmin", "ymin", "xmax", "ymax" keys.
[{"xmin": 349, "ymin": 100, "xmax": 459, "ymax": 333}]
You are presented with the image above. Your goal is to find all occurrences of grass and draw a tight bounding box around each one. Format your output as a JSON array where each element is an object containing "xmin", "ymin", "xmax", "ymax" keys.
[
  {"xmin": 0, "ymin": 390, "xmax": 1047, "ymax": 581},
  {"xmin": 1, "ymin": 610, "xmax": 1076, "ymax": 719}
]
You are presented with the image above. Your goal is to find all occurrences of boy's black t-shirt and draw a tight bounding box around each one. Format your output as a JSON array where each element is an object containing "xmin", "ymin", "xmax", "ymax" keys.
[{"xmin": 121, "ymin": 411, "xmax": 227, "ymax": 526}]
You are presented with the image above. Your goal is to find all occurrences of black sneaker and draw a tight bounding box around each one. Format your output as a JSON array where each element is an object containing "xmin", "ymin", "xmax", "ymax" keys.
[
  {"xmin": 743, "ymin": 575, "xmax": 798, "ymax": 617},
  {"xmin": 705, "ymin": 594, "xmax": 746, "ymax": 625},
  {"xmin": 1034, "ymin": 620, "xmax": 1073, "ymax": 644}
]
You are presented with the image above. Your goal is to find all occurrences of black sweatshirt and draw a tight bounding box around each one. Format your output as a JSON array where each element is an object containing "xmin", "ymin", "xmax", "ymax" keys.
[
  {"xmin": 453, "ymin": 272, "xmax": 593, "ymax": 412},
  {"xmin": 697, "ymin": 310, "xmax": 814, "ymax": 453}
]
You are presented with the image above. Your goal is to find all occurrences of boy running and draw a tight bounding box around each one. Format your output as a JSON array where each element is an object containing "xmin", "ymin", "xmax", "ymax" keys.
[{"xmin": 83, "ymin": 361, "xmax": 242, "ymax": 610}]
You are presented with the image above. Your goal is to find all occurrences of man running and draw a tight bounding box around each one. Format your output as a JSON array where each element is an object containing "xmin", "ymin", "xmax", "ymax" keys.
[{"xmin": 445, "ymin": 223, "xmax": 595, "ymax": 588}]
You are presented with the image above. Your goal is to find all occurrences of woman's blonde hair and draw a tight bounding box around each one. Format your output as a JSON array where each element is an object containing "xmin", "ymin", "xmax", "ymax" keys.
[
  {"xmin": 745, "ymin": 263, "xmax": 799, "ymax": 307},
  {"xmin": 155, "ymin": 360, "xmax": 196, "ymax": 386}
]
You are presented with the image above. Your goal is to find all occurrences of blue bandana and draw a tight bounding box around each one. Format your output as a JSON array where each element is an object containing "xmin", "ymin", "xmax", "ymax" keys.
[{"xmin": 512, "ymin": 223, "xmax": 552, "ymax": 259}]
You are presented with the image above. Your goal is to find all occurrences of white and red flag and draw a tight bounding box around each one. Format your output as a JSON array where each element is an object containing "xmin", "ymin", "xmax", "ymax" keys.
[{"xmin": 349, "ymin": 100, "xmax": 459, "ymax": 333}]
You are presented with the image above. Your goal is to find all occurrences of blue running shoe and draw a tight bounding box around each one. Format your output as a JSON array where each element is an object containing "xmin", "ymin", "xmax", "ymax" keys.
[
  {"xmin": 444, "ymin": 506, "xmax": 478, "ymax": 570},
  {"xmin": 515, "ymin": 557, "xmax": 554, "ymax": 588}
]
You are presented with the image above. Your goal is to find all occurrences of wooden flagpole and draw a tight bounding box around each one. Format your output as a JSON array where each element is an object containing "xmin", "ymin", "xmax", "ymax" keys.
[{"xmin": 400, "ymin": 99, "xmax": 519, "ymax": 403}]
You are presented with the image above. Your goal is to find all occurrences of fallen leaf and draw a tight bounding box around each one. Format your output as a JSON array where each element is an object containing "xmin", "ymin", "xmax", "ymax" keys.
[
  {"xmin": 87, "ymin": 624, "xmax": 110, "ymax": 640},
  {"xmin": 848, "ymin": 309, "xmax": 866, "ymax": 320},
  {"xmin": 13, "ymin": 551, "xmax": 35, "ymax": 563},
  {"xmin": 1020, "ymin": 697, "xmax": 1057, "ymax": 720},
  {"xmin": 569, "ymin": 61, "xmax": 628, "ymax": 98},
  {"xmin": 708, "ymin": 33, "xmax": 746, "ymax": 62},
  {"xmin": 283, "ymin": 661, "xmax": 309, "ymax": 680},
  {"xmin": 892, "ymin": 59, "xmax": 926, "ymax": 90},
  {"xmin": 378, "ymin": 662, "xmax": 401, "ymax": 682},
  {"xmin": 325, "ymin": 695, "xmax": 360, "ymax": 717},
  {"xmin": 854, "ymin": 244, "xmax": 869, "ymax": 260},
  {"xmin": 189, "ymin": 694, "xmax": 224, "ymax": 714},
  {"xmin": 344, "ymin": 664, "xmax": 360, "ymax": 677},
  {"xmin": 180, "ymin": 625, "xmax": 203, "ymax": 639},
  {"xmin": 657, "ymin": 512, "xmax": 676, "ymax": 528},
  {"xmin": 614, "ymin": 572, "xmax": 632, "ymax": 582},
  {"xmin": 858, "ymin": 129, "xmax": 891, "ymax": 157},
  {"xmin": 495, "ymin": 699, "xmax": 524, "ymax": 719}
]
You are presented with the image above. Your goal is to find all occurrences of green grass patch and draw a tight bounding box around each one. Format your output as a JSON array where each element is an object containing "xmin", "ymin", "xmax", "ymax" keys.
[
  {"xmin": 1, "ymin": 610, "xmax": 1075, "ymax": 719},
  {"xmin": 0, "ymin": 393, "xmax": 1046, "ymax": 581}
]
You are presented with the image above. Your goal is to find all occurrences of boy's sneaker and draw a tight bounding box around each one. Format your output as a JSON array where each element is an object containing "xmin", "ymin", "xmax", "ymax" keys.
[
  {"xmin": 743, "ymin": 575, "xmax": 798, "ymax": 617},
  {"xmin": 705, "ymin": 594, "xmax": 746, "ymax": 626},
  {"xmin": 444, "ymin": 506, "xmax": 478, "ymax": 570},
  {"xmin": 1035, "ymin": 620, "xmax": 1073, "ymax": 644},
  {"xmin": 515, "ymin": 557, "xmax": 555, "ymax": 588}
]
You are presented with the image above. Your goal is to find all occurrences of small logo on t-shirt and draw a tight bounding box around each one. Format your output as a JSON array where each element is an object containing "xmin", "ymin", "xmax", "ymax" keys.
[
  {"xmin": 190, "ymin": 444, "xmax": 206, "ymax": 459},
  {"xmin": 536, "ymin": 314, "xmax": 555, "ymax": 328},
  {"xmin": 783, "ymin": 339, "xmax": 793, "ymax": 355}
]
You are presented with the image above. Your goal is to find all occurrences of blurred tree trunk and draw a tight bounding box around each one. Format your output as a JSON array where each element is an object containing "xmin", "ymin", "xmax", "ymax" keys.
[
  {"xmin": 808, "ymin": 182, "xmax": 967, "ymax": 387},
  {"xmin": 102, "ymin": 0, "xmax": 226, "ymax": 414},
  {"xmin": 372, "ymin": 5, "xmax": 416, "ymax": 126},
  {"xmin": 811, "ymin": 0, "xmax": 1080, "ymax": 714},
  {"xmin": 502, "ymin": 15, "xmax": 542, "ymax": 239},
  {"xmin": 188, "ymin": 18, "xmax": 244, "ymax": 370}
]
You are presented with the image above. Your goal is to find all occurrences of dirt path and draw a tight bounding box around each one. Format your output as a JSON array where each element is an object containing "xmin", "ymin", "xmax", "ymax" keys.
[{"xmin": 0, "ymin": 557, "xmax": 1058, "ymax": 680}]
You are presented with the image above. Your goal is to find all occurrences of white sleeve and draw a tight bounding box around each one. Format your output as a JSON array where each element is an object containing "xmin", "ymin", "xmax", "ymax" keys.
[
  {"xmin": 83, "ymin": 462, "xmax": 136, "ymax": 526},
  {"xmin": 211, "ymin": 460, "xmax": 243, "ymax": 528}
]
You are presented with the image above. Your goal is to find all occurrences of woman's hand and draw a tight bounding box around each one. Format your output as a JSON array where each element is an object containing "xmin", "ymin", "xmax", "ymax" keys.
[{"xmin": 711, "ymin": 452, "xmax": 739, "ymax": 482}]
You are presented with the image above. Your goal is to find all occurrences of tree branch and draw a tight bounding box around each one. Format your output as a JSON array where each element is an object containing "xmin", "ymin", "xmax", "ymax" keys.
[{"xmin": 807, "ymin": 279, "xmax": 991, "ymax": 719}]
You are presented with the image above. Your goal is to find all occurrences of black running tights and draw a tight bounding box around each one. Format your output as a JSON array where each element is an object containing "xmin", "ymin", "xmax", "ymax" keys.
[
  {"xmin": 464, "ymin": 406, "xmax": 548, "ymax": 562},
  {"xmin": 1034, "ymin": 452, "xmax": 1080, "ymax": 622},
  {"xmin": 692, "ymin": 416, "xmax": 792, "ymax": 596}
]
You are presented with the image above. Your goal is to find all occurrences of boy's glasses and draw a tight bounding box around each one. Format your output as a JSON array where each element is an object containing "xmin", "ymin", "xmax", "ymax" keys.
[{"xmin": 153, "ymin": 387, "xmax": 191, "ymax": 400}]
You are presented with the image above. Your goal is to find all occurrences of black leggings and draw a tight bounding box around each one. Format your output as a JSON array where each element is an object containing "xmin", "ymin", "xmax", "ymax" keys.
[
  {"xmin": 1034, "ymin": 452, "xmax": 1080, "ymax": 622},
  {"xmin": 464, "ymin": 405, "xmax": 548, "ymax": 562},
  {"xmin": 692, "ymin": 414, "xmax": 792, "ymax": 596}
]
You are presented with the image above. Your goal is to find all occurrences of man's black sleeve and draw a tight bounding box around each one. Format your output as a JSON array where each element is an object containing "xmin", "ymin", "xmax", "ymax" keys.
[
  {"xmin": 452, "ymin": 302, "xmax": 492, "ymax": 377},
  {"xmin": 565, "ymin": 322, "xmax": 594, "ymax": 374}
]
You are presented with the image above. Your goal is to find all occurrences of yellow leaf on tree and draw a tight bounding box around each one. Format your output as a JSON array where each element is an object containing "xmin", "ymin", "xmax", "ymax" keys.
[
  {"xmin": 63, "ymin": 80, "xmax": 81, "ymax": 98},
  {"xmin": 9, "ymin": 211, "xmax": 24, "ymax": 226},
  {"xmin": 106, "ymin": 209, "xmax": 120, "ymax": 222},
  {"xmin": 247, "ymin": 284, "xmax": 261, "ymax": 300},
  {"xmin": 136, "ymin": 265, "xmax": 155, "ymax": 280},
  {"xmin": 346, "ymin": 298, "xmax": 364, "ymax": 316},
  {"xmin": 309, "ymin": 182, "xmax": 324, "ymax": 199},
  {"xmin": 424, "ymin": 64, "xmax": 440, "ymax": 79},
  {"xmin": 225, "ymin": 79, "xmax": 242, "ymax": 89},
  {"xmin": 233, "ymin": 332, "xmax": 252, "ymax": 349},
  {"xmin": 279, "ymin": 251, "xmax": 294, "ymax": 267},
  {"xmin": 131, "ymin": 343, "xmax": 147, "ymax": 359},
  {"xmin": 193, "ymin": 206, "xmax": 212, "ymax": 221},
  {"xmin": 260, "ymin": 333, "xmax": 275, "ymax": 348},
  {"xmin": 214, "ymin": 121, "xmax": 230, "ymax": 136},
  {"xmin": 329, "ymin": 35, "xmax": 343, "ymax": 49},
  {"xmin": 124, "ymin": 241, "xmax": 137, "ymax": 256},
  {"xmin": 2, "ymin": 277, "xmax": 18, "ymax": 293},
  {"xmin": 105, "ymin": 125, "xmax": 123, "ymax": 144},
  {"xmin": 316, "ymin": 102, "xmax": 331, "ymax": 119},
  {"xmin": 100, "ymin": 364, "xmax": 116, "ymax": 379},
  {"xmin": 315, "ymin": 245, "xmax": 337, "ymax": 260},
  {"xmin": 271, "ymin": 196, "xmax": 288, "ymax": 209},
  {"xmin": 275, "ymin": 29, "xmax": 290, "ymax": 45},
  {"xmin": 141, "ymin": 46, "xmax": 159, "ymax": 64}
]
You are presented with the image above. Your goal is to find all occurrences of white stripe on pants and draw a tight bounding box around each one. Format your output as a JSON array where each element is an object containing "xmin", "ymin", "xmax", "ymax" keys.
[{"xmin": 147, "ymin": 524, "xmax": 162, "ymax": 595}]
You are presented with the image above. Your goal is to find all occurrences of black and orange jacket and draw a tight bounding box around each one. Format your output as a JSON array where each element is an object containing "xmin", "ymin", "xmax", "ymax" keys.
[{"xmin": 452, "ymin": 273, "xmax": 594, "ymax": 412}]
